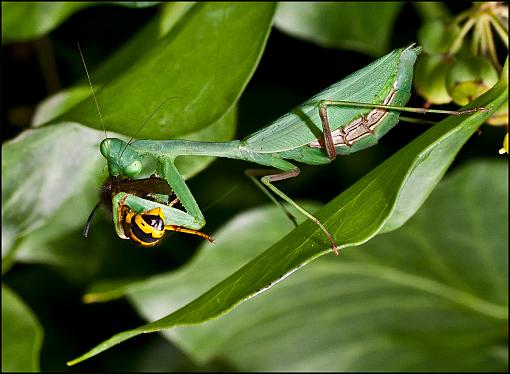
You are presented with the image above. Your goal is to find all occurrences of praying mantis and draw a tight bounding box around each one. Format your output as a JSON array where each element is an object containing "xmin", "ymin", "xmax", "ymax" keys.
[{"xmin": 83, "ymin": 43, "xmax": 484, "ymax": 255}]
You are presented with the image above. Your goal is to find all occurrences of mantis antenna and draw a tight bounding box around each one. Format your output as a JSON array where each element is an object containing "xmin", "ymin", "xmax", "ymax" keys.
[
  {"xmin": 120, "ymin": 96, "xmax": 183, "ymax": 158},
  {"xmin": 77, "ymin": 42, "xmax": 107, "ymax": 140},
  {"xmin": 79, "ymin": 41, "xmax": 107, "ymax": 239}
]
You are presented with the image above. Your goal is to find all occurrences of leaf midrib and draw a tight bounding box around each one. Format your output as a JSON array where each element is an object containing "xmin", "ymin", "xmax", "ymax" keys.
[{"xmin": 313, "ymin": 262, "xmax": 507, "ymax": 320}]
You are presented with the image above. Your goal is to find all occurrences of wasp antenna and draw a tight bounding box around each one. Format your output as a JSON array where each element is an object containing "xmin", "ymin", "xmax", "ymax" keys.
[
  {"xmin": 78, "ymin": 42, "xmax": 108, "ymax": 140},
  {"xmin": 83, "ymin": 201, "xmax": 102, "ymax": 238},
  {"xmin": 120, "ymin": 96, "xmax": 183, "ymax": 157}
]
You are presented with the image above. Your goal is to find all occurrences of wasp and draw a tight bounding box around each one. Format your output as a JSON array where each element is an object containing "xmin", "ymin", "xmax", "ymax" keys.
[{"xmin": 84, "ymin": 175, "xmax": 213, "ymax": 247}]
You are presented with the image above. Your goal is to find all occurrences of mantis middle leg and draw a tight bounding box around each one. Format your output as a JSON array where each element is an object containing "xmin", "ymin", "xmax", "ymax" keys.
[{"xmin": 246, "ymin": 167, "xmax": 339, "ymax": 255}]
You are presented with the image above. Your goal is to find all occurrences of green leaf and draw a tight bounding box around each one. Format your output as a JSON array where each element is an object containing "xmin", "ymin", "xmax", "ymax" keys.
[
  {"xmin": 31, "ymin": 2, "xmax": 195, "ymax": 127},
  {"xmin": 1, "ymin": 123, "xmax": 105, "ymax": 271},
  {"xmin": 1, "ymin": 2, "xmax": 162, "ymax": 44},
  {"xmin": 105, "ymin": 160, "xmax": 507, "ymax": 371},
  {"xmin": 66, "ymin": 55, "xmax": 508, "ymax": 366},
  {"xmin": 2, "ymin": 2, "xmax": 89, "ymax": 44},
  {"xmin": 2, "ymin": 284, "xmax": 43, "ymax": 372},
  {"xmin": 274, "ymin": 2, "xmax": 403, "ymax": 56},
  {"xmin": 40, "ymin": 2, "xmax": 275, "ymax": 139}
]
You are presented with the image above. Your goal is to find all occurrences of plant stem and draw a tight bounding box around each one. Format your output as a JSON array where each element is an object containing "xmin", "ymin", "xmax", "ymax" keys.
[
  {"xmin": 449, "ymin": 17, "xmax": 476, "ymax": 55},
  {"xmin": 472, "ymin": 18, "xmax": 483, "ymax": 55},
  {"xmin": 479, "ymin": 17, "xmax": 488, "ymax": 56},
  {"xmin": 483, "ymin": 15, "xmax": 501, "ymax": 70},
  {"xmin": 452, "ymin": 8, "xmax": 471, "ymax": 25},
  {"xmin": 488, "ymin": 12, "xmax": 509, "ymax": 48}
]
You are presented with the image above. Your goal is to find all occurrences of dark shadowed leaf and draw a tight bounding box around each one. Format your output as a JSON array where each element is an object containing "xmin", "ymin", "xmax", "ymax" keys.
[
  {"xmin": 2, "ymin": 285, "xmax": 43, "ymax": 372},
  {"xmin": 274, "ymin": 2, "xmax": 403, "ymax": 56},
  {"xmin": 1, "ymin": 2, "xmax": 161, "ymax": 44}
]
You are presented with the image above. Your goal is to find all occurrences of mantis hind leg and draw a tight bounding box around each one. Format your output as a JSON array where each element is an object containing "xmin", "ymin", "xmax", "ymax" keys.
[
  {"xmin": 246, "ymin": 168, "xmax": 339, "ymax": 255},
  {"xmin": 318, "ymin": 102, "xmax": 338, "ymax": 161},
  {"xmin": 317, "ymin": 99, "xmax": 486, "ymax": 161}
]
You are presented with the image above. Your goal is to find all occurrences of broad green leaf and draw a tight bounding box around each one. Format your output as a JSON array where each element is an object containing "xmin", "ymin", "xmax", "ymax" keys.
[
  {"xmin": 1, "ymin": 123, "xmax": 104, "ymax": 271},
  {"xmin": 2, "ymin": 284, "xmax": 43, "ymax": 372},
  {"xmin": 106, "ymin": 160, "xmax": 507, "ymax": 371},
  {"xmin": 41, "ymin": 3, "xmax": 275, "ymax": 139},
  {"xmin": 274, "ymin": 2, "xmax": 403, "ymax": 56},
  {"xmin": 1, "ymin": 2, "xmax": 161, "ymax": 44},
  {"xmin": 2, "ymin": 2, "xmax": 89, "ymax": 44},
  {"xmin": 32, "ymin": 2, "xmax": 195, "ymax": 127},
  {"xmin": 66, "ymin": 56, "xmax": 508, "ymax": 366}
]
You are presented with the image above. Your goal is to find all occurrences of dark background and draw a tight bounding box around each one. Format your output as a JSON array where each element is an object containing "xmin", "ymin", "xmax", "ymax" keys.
[{"xmin": 2, "ymin": 2, "xmax": 503, "ymax": 371}]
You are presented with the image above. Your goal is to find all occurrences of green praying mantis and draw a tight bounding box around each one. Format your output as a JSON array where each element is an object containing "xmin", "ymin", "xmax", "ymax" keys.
[{"xmin": 83, "ymin": 43, "xmax": 484, "ymax": 255}]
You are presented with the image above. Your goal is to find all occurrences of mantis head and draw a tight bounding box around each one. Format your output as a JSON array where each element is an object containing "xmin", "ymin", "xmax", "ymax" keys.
[{"xmin": 100, "ymin": 138, "xmax": 142, "ymax": 178}]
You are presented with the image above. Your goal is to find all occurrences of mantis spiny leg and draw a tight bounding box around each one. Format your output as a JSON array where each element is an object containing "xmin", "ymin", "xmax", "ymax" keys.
[
  {"xmin": 247, "ymin": 168, "xmax": 339, "ymax": 255},
  {"xmin": 159, "ymin": 158, "xmax": 206, "ymax": 228},
  {"xmin": 317, "ymin": 99, "xmax": 487, "ymax": 161},
  {"xmin": 245, "ymin": 169, "xmax": 299, "ymax": 227},
  {"xmin": 318, "ymin": 103, "xmax": 338, "ymax": 161}
]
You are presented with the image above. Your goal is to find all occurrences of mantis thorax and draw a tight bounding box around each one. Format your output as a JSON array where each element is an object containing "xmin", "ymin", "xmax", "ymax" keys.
[{"xmin": 100, "ymin": 138, "xmax": 143, "ymax": 178}]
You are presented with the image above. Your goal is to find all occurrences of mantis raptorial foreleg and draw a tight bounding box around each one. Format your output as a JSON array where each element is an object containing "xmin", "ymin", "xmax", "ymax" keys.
[
  {"xmin": 246, "ymin": 168, "xmax": 339, "ymax": 255},
  {"xmin": 112, "ymin": 193, "xmax": 132, "ymax": 239},
  {"xmin": 108, "ymin": 158, "xmax": 208, "ymax": 238},
  {"xmin": 111, "ymin": 190, "xmax": 212, "ymax": 244},
  {"xmin": 158, "ymin": 158, "xmax": 206, "ymax": 228}
]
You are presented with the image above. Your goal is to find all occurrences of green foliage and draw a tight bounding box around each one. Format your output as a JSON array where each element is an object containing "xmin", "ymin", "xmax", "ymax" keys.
[
  {"xmin": 89, "ymin": 159, "xmax": 507, "ymax": 371},
  {"xmin": 1, "ymin": 2, "xmax": 508, "ymax": 371},
  {"xmin": 2, "ymin": 123, "xmax": 105, "ymax": 271},
  {"xmin": 2, "ymin": 285, "xmax": 43, "ymax": 372},
  {"xmin": 37, "ymin": 3, "xmax": 276, "ymax": 139},
  {"xmin": 274, "ymin": 2, "xmax": 403, "ymax": 56},
  {"xmin": 1, "ymin": 2, "xmax": 161, "ymax": 44},
  {"xmin": 2, "ymin": 2, "xmax": 89, "ymax": 43}
]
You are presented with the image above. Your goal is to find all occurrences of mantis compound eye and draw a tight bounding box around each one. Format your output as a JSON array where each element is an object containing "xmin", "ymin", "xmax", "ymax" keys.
[
  {"xmin": 99, "ymin": 139, "xmax": 111, "ymax": 158},
  {"xmin": 124, "ymin": 160, "xmax": 142, "ymax": 178}
]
